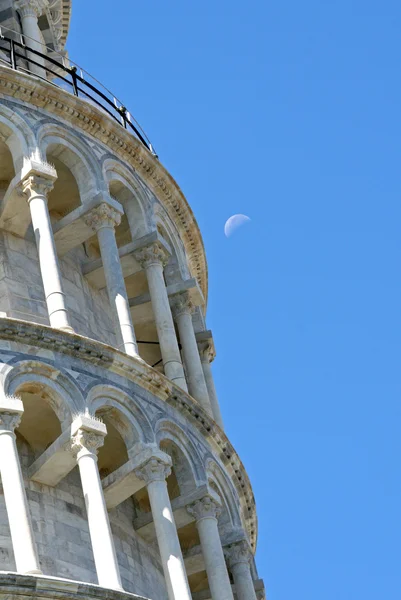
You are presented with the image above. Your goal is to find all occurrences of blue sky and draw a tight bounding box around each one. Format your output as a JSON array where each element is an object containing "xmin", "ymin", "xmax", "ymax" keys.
[{"xmin": 68, "ymin": 2, "xmax": 401, "ymax": 598}]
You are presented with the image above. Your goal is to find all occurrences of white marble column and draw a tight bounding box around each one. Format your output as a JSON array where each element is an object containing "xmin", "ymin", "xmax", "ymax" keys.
[
  {"xmin": 135, "ymin": 457, "xmax": 191, "ymax": 600},
  {"xmin": 0, "ymin": 396, "xmax": 41, "ymax": 574},
  {"xmin": 134, "ymin": 243, "xmax": 187, "ymax": 391},
  {"xmin": 187, "ymin": 496, "xmax": 234, "ymax": 600},
  {"xmin": 70, "ymin": 416, "xmax": 122, "ymax": 591},
  {"xmin": 15, "ymin": 0, "xmax": 47, "ymax": 77},
  {"xmin": 225, "ymin": 541, "xmax": 257, "ymax": 600},
  {"xmin": 171, "ymin": 292, "xmax": 212, "ymax": 414},
  {"xmin": 21, "ymin": 173, "xmax": 73, "ymax": 332},
  {"xmin": 198, "ymin": 342, "xmax": 224, "ymax": 429},
  {"xmin": 85, "ymin": 203, "xmax": 140, "ymax": 359}
]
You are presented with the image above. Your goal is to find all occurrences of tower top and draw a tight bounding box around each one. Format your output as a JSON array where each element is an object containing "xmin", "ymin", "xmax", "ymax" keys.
[{"xmin": 4, "ymin": 0, "xmax": 72, "ymax": 53}]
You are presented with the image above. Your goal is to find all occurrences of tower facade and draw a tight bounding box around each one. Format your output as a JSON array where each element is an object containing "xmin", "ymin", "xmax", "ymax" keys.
[{"xmin": 0, "ymin": 2, "xmax": 264, "ymax": 599}]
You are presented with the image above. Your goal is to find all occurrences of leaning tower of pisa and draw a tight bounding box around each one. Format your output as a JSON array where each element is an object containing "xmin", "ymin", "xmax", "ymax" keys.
[{"xmin": 0, "ymin": 2, "xmax": 265, "ymax": 599}]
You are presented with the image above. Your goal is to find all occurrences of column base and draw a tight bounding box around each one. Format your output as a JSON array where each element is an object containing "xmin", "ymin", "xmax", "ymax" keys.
[{"xmin": 23, "ymin": 569, "xmax": 43, "ymax": 575}]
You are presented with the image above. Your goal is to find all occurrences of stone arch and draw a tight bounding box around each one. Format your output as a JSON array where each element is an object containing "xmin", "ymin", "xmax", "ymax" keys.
[
  {"xmin": 0, "ymin": 104, "xmax": 34, "ymax": 173},
  {"xmin": 37, "ymin": 123, "xmax": 102, "ymax": 205},
  {"xmin": 205, "ymin": 457, "xmax": 242, "ymax": 529},
  {"xmin": 102, "ymin": 158, "xmax": 151, "ymax": 240},
  {"xmin": 86, "ymin": 384, "xmax": 154, "ymax": 449},
  {"xmin": 0, "ymin": 360, "xmax": 83, "ymax": 456},
  {"xmin": 1, "ymin": 359, "xmax": 84, "ymax": 429},
  {"xmin": 155, "ymin": 419, "xmax": 205, "ymax": 496},
  {"xmin": 153, "ymin": 204, "xmax": 190, "ymax": 283}
]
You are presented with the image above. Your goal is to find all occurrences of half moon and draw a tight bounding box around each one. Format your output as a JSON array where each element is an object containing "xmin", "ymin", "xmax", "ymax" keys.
[{"xmin": 224, "ymin": 214, "xmax": 251, "ymax": 237}]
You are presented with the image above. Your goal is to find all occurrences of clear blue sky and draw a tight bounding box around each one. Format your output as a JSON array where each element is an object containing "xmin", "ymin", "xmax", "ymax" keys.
[{"xmin": 68, "ymin": 2, "xmax": 401, "ymax": 598}]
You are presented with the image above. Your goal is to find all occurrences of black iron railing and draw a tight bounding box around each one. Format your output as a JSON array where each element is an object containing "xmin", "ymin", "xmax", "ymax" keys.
[{"xmin": 0, "ymin": 34, "xmax": 157, "ymax": 156}]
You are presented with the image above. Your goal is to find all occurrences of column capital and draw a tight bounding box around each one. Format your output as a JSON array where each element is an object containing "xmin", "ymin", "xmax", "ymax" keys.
[
  {"xmin": 0, "ymin": 395, "xmax": 24, "ymax": 434},
  {"xmin": 70, "ymin": 429, "xmax": 105, "ymax": 458},
  {"xmin": 196, "ymin": 330, "xmax": 216, "ymax": 362},
  {"xmin": 170, "ymin": 291, "xmax": 194, "ymax": 319},
  {"xmin": 15, "ymin": 0, "xmax": 47, "ymax": 18},
  {"xmin": 224, "ymin": 540, "xmax": 252, "ymax": 568},
  {"xmin": 20, "ymin": 173, "xmax": 56, "ymax": 202},
  {"xmin": 134, "ymin": 241, "xmax": 170, "ymax": 269},
  {"xmin": 198, "ymin": 341, "xmax": 216, "ymax": 363},
  {"xmin": 85, "ymin": 202, "xmax": 122, "ymax": 232},
  {"xmin": 187, "ymin": 494, "xmax": 222, "ymax": 522},
  {"xmin": 69, "ymin": 414, "xmax": 107, "ymax": 459},
  {"xmin": 134, "ymin": 455, "xmax": 172, "ymax": 484}
]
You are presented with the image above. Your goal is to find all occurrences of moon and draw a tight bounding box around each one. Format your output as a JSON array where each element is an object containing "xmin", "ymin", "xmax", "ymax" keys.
[{"xmin": 224, "ymin": 214, "xmax": 251, "ymax": 237}]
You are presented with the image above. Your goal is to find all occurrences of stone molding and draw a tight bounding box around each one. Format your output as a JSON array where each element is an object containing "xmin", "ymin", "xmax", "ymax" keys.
[
  {"xmin": 0, "ymin": 317, "xmax": 257, "ymax": 551},
  {"xmin": 134, "ymin": 241, "xmax": 170, "ymax": 270},
  {"xmin": 187, "ymin": 495, "xmax": 222, "ymax": 522},
  {"xmin": 134, "ymin": 456, "xmax": 172, "ymax": 484},
  {"xmin": 224, "ymin": 540, "xmax": 252, "ymax": 568},
  {"xmin": 0, "ymin": 67, "xmax": 207, "ymax": 302},
  {"xmin": 84, "ymin": 202, "xmax": 122, "ymax": 232},
  {"xmin": 170, "ymin": 291, "xmax": 194, "ymax": 319},
  {"xmin": 0, "ymin": 572, "xmax": 147, "ymax": 600}
]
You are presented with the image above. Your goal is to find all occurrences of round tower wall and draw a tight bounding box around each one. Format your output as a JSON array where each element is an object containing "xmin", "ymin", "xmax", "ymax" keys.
[{"xmin": 0, "ymin": 60, "xmax": 262, "ymax": 600}]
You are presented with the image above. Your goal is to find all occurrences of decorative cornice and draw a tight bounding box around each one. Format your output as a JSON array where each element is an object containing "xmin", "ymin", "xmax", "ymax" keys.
[
  {"xmin": 47, "ymin": 1, "xmax": 71, "ymax": 49},
  {"xmin": 0, "ymin": 316, "xmax": 257, "ymax": 551},
  {"xmin": 0, "ymin": 67, "xmax": 208, "ymax": 303}
]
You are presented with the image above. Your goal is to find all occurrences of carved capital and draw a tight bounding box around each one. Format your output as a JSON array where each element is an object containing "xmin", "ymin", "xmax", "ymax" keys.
[
  {"xmin": 170, "ymin": 291, "xmax": 194, "ymax": 319},
  {"xmin": 198, "ymin": 341, "xmax": 215, "ymax": 364},
  {"xmin": 0, "ymin": 411, "xmax": 22, "ymax": 433},
  {"xmin": 225, "ymin": 540, "xmax": 252, "ymax": 568},
  {"xmin": 15, "ymin": 0, "xmax": 47, "ymax": 18},
  {"xmin": 20, "ymin": 174, "xmax": 55, "ymax": 202},
  {"xmin": 85, "ymin": 203, "xmax": 121, "ymax": 231},
  {"xmin": 70, "ymin": 429, "xmax": 105, "ymax": 459},
  {"xmin": 134, "ymin": 457, "xmax": 171, "ymax": 484},
  {"xmin": 0, "ymin": 395, "xmax": 24, "ymax": 433},
  {"xmin": 134, "ymin": 242, "xmax": 170, "ymax": 269},
  {"xmin": 187, "ymin": 495, "xmax": 221, "ymax": 522}
]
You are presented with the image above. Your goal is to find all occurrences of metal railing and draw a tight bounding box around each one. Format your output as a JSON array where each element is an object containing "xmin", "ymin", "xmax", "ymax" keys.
[{"xmin": 0, "ymin": 31, "xmax": 157, "ymax": 156}]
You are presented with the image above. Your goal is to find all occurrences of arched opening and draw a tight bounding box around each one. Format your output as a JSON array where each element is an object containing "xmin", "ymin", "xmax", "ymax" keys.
[
  {"xmin": 13, "ymin": 382, "xmax": 65, "ymax": 459},
  {"xmin": 17, "ymin": 390, "xmax": 62, "ymax": 456},
  {"xmin": 156, "ymin": 221, "xmax": 183, "ymax": 286},
  {"xmin": 159, "ymin": 438, "xmax": 197, "ymax": 498},
  {"xmin": 109, "ymin": 178, "xmax": 147, "ymax": 242},
  {"xmin": 0, "ymin": 124, "xmax": 16, "ymax": 203},
  {"xmin": 94, "ymin": 406, "xmax": 130, "ymax": 478},
  {"xmin": 206, "ymin": 459, "xmax": 241, "ymax": 530},
  {"xmin": 45, "ymin": 144, "xmax": 84, "ymax": 221}
]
